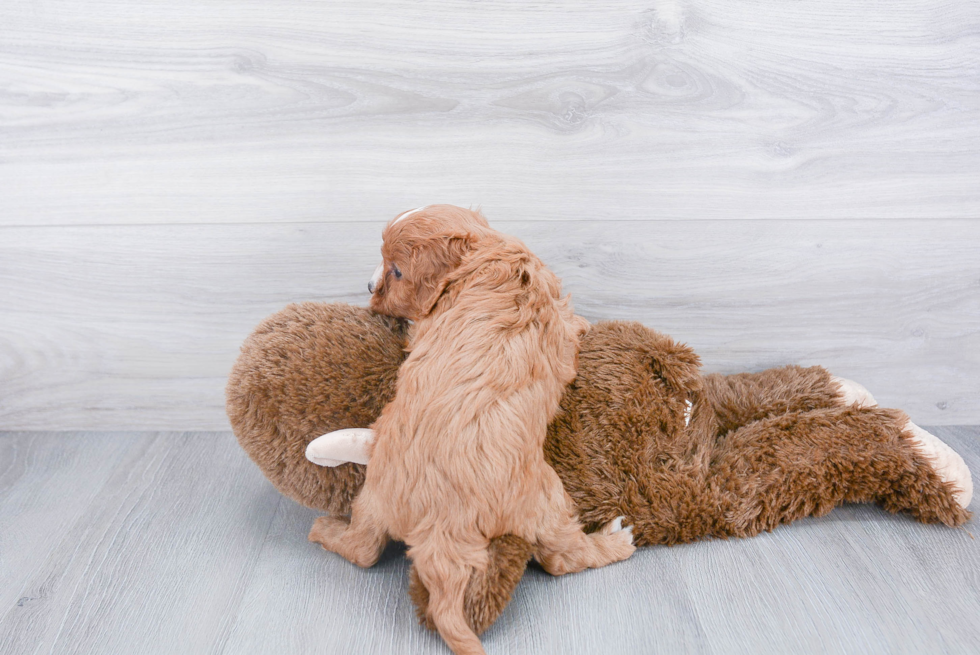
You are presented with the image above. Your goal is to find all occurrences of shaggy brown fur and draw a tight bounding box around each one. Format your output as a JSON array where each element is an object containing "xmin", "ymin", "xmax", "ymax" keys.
[
  {"xmin": 304, "ymin": 207, "xmax": 633, "ymax": 655},
  {"xmin": 226, "ymin": 303, "xmax": 406, "ymax": 515},
  {"xmin": 227, "ymin": 304, "xmax": 971, "ymax": 636}
]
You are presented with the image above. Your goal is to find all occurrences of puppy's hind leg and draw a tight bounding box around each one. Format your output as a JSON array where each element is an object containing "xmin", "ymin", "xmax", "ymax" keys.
[
  {"xmin": 411, "ymin": 542, "xmax": 487, "ymax": 655},
  {"xmin": 533, "ymin": 473, "xmax": 636, "ymax": 576},
  {"xmin": 309, "ymin": 492, "xmax": 389, "ymax": 568}
]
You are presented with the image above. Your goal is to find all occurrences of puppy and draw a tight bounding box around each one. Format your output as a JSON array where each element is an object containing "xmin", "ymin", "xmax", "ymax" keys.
[{"xmin": 309, "ymin": 205, "xmax": 635, "ymax": 655}]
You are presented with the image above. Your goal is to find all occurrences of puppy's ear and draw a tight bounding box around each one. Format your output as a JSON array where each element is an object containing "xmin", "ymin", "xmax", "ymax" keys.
[
  {"xmin": 415, "ymin": 234, "xmax": 474, "ymax": 317},
  {"xmin": 470, "ymin": 208, "xmax": 491, "ymax": 228}
]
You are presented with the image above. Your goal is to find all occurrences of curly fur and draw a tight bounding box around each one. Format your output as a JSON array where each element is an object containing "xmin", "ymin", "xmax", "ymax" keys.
[{"xmin": 302, "ymin": 207, "xmax": 634, "ymax": 655}]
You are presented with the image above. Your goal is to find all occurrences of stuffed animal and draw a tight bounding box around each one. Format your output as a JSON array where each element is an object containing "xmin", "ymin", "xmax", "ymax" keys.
[{"xmin": 226, "ymin": 301, "xmax": 972, "ymax": 635}]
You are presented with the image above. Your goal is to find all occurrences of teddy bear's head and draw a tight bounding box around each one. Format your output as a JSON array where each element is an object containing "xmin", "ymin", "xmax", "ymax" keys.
[{"xmin": 227, "ymin": 302, "xmax": 407, "ymax": 516}]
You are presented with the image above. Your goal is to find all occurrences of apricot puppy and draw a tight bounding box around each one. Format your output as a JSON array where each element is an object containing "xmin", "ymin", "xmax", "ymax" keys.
[{"xmin": 308, "ymin": 206, "xmax": 635, "ymax": 655}]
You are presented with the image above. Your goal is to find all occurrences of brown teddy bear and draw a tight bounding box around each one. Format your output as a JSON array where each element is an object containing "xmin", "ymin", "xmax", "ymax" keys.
[{"xmin": 226, "ymin": 301, "xmax": 972, "ymax": 636}]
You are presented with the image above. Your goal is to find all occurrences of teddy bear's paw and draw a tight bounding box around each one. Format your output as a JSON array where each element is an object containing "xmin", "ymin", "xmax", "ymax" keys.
[
  {"xmin": 904, "ymin": 420, "xmax": 973, "ymax": 509},
  {"xmin": 306, "ymin": 428, "xmax": 375, "ymax": 466},
  {"xmin": 831, "ymin": 376, "xmax": 877, "ymax": 408}
]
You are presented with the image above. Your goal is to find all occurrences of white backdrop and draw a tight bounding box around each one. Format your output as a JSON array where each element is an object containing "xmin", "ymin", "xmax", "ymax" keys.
[{"xmin": 1, "ymin": 0, "xmax": 978, "ymax": 428}]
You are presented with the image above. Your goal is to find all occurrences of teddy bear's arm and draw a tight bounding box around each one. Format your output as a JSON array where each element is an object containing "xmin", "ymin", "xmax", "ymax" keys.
[{"xmin": 305, "ymin": 428, "xmax": 375, "ymax": 466}]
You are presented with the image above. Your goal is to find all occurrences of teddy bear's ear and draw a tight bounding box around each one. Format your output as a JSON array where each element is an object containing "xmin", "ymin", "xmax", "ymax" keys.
[{"xmin": 647, "ymin": 336, "xmax": 703, "ymax": 395}]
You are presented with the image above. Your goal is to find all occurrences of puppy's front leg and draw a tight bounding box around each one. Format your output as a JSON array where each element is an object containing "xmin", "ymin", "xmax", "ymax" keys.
[{"xmin": 309, "ymin": 494, "xmax": 388, "ymax": 568}]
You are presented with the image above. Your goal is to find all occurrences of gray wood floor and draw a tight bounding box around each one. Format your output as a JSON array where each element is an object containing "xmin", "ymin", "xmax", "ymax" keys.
[{"xmin": 1, "ymin": 429, "xmax": 978, "ymax": 654}]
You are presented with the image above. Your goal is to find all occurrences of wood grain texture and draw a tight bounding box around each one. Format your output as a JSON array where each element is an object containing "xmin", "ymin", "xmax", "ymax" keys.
[
  {"xmin": 2, "ymin": 219, "xmax": 978, "ymax": 429},
  {"xmin": 0, "ymin": 430, "xmax": 977, "ymax": 654},
  {"xmin": 1, "ymin": 0, "xmax": 979, "ymax": 226},
  {"xmin": 0, "ymin": 431, "xmax": 282, "ymax": 655}
]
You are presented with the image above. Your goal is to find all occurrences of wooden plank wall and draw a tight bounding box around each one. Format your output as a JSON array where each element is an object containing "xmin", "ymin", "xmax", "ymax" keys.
[{"xmin": 1, "ymin": 0, "xmax": 978, "ymax": 429}]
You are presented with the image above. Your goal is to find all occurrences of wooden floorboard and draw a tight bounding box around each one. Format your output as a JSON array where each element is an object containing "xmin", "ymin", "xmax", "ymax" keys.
[
  {"xmin": 0, "ymin": 430, "xmax": 977, "ymax": 654},
  {"xmin": 0, "ymin": 432, "xmax": 282, "ymax": 655}
]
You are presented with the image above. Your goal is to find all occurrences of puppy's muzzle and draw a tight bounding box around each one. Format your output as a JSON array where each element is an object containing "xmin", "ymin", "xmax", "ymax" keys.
[{"xmin": 368, "ymin": 262, "xmax": 383, "ymax": 294}]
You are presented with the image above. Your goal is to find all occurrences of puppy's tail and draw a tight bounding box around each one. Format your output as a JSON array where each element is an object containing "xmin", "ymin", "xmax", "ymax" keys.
[
  {"xmin": 409, "ymin": 542, "xmax": 498, "ymax": 655},
  {"xmin": 409, "ymin": 535, "xmax": 534, "ymax": 636}
]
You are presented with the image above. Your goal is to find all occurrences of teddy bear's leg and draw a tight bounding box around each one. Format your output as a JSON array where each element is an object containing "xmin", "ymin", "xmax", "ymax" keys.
[
  {"xmin": 408, "ymin": 535, "xmax": 535, "ymax": 635},
  {"xmin": 743, "ymin": 371, "xmax": 971, "ymax": 509},
  {"xmin": 901, "ymin": 419, "xmax": 972, "ymax": 509},
  {"xmin": 704, "ymin": 365, "xmax": 844, "ymax": 436},
  {"xmin": 308, "ymin": 491, "xmax": 389, "ymax": 567},
  {"xmin": 409, "ymin": 540, "xmax": 489, "ymax": 655},
  {"xmin": 711, "ymin": 406, "xmax": 971, "ymax": 536}
]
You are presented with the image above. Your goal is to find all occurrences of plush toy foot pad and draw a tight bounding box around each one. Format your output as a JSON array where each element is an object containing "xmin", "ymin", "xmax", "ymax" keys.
[
  {"xmin": 831, "ymin": 376, "xmax": 878, "ymax": 408},
  {"xmin": 905, "ymin": 420, "xmax": 973, "ymax": 509}
]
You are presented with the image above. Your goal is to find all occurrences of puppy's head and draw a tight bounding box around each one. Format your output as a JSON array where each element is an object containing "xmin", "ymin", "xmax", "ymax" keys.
[{"xmin": 368, "ymin": 205, "xmax": 489, "ymax": 320}]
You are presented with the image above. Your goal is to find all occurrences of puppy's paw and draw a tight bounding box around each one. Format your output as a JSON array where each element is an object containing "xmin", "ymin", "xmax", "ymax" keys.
[
  {"xmin": 309, "ymin": 516, "xmax": 386, "ymax": 568},
  {"xmin": 594, "ymin": 516, "xmax": 636, "ymax": 562},
  {"xmin": 599, "ymin": 515, "xmax": 630, "ymax": 537},
  {"xmin": 308, "ymin": 515, "xmax": 350, "ymax": 551}
]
